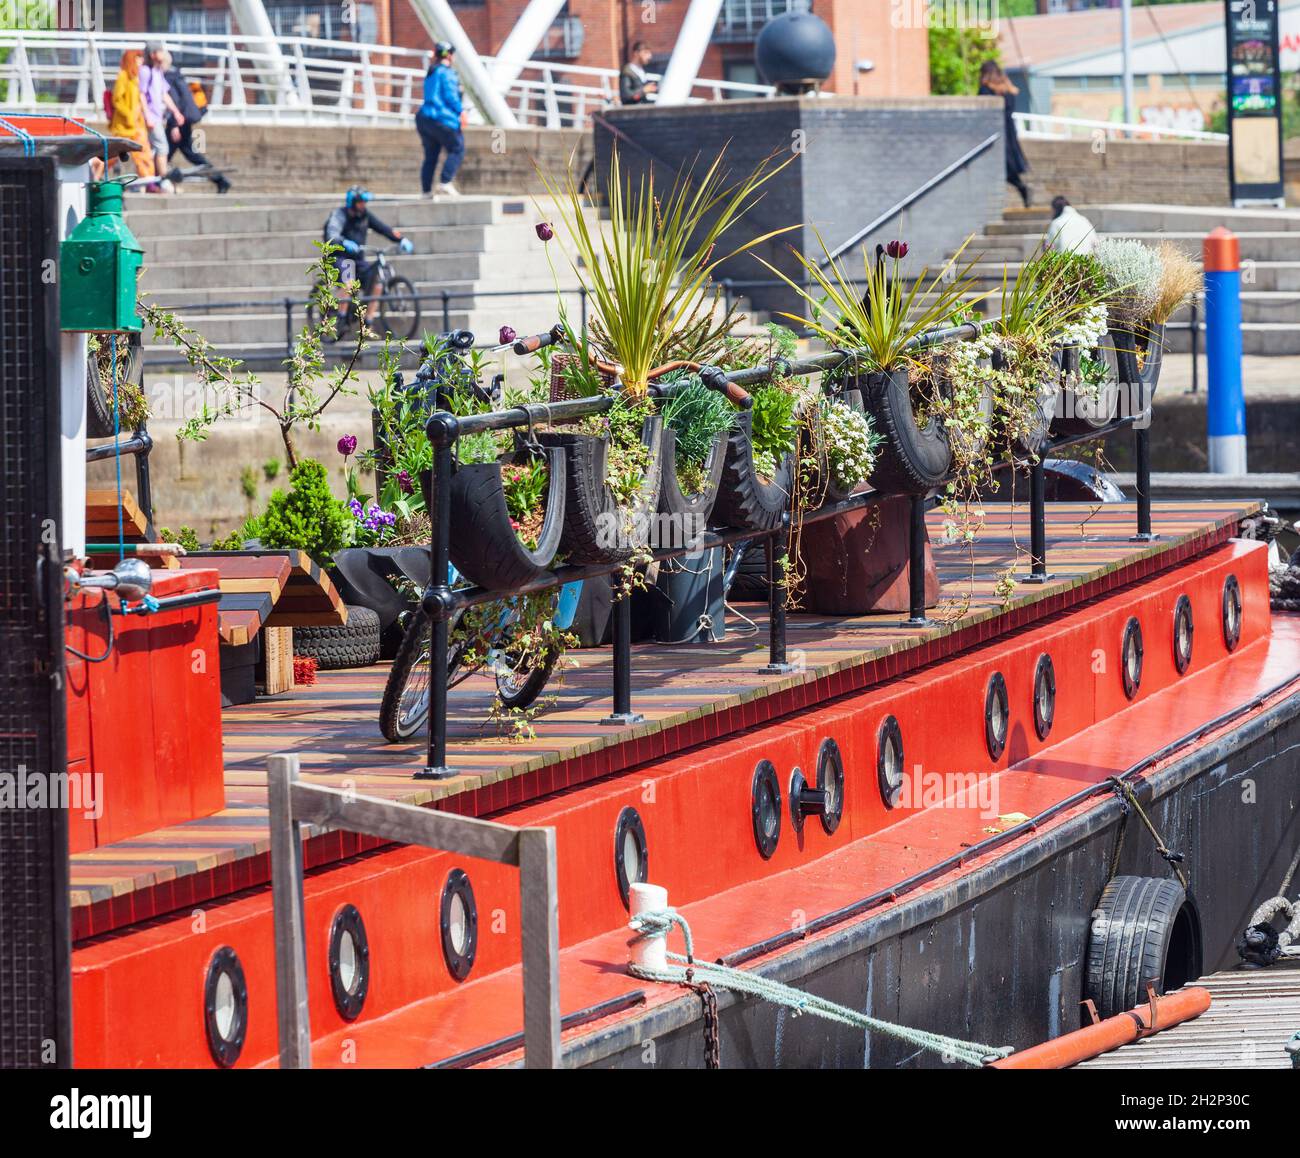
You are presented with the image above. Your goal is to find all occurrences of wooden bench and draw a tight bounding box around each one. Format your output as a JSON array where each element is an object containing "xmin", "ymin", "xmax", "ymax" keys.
[{"xmin": 85, "ymin": 488, "xmax": 178, "ymax": 569}]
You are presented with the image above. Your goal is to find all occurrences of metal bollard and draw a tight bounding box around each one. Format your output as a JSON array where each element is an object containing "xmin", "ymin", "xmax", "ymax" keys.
[{"xmin": 1204, "ymin": 227, "xmax": 1246, "ymax": 474}]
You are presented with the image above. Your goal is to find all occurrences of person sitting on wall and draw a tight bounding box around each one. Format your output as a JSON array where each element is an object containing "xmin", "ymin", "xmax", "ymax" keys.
[
  {"xmin": 1044, "ymin": 196, "xmax": 1096, "ymax": 256},
  {"xmin": 416, "ymin": 42, "xmax": 466, "ymax": 198},
  {"xmin": 322, "ymin": 185, "xmax": 413, "ymax": 333},
  {"xmin": 619, "ymin": 41, "xmax": 657, "ymax": 105}
]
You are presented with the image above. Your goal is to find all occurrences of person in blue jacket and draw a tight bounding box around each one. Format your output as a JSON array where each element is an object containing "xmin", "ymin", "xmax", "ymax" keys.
[{"xmin": 417, "ymin": 42, "xmax": 466, "ymax": 197}]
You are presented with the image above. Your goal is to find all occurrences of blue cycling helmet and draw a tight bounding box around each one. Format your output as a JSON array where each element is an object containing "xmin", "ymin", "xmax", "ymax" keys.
[
  {"xmin": 345, "ymin": 184, "xmax": 371, "ymax": 210},
  {"xmin": 435, "ymin": 41, "xmax": 454, "ymax": 58}
]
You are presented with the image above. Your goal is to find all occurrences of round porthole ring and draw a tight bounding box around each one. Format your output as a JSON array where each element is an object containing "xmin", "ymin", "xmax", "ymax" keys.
[
  {"xmin": 1222, "ymin": 574, "xmax": 1242, "ymax": 652},
  {"xmin": 203, "ymin": 946, "xmax": 248, "ymax": 1068},
  {"xmin": 1121, "ymin": 617, "xmax": 1144, "ymax": 700},
  {"xmin": 877, "ymin": 716, "xmax": 904, "ymax": 810},
  {"xmin": 1033, "ymin": 654, "xmax": 1056, "ymax": 741},
  {"xmin": 439, "ymin": 868, "xmax": 478, "ymax": 983},
  {"xmin": 1173, "ymin": 594, "xmax": 1194, "ymax": 675},
  {"xmin": 328, "ymin": 903, "xmax": 370, "ymax": 1021},
  {"xmin": 613, "ymin": 806, "xmax": 648, "ymax": 909},
  {"xmin": 751, "ymin": 759, "xmax": 781, "ymax": 859},
  {"xmin": 985, "ymin": 671, "xmax": 1009, "ymax": 761},
  {"xmin": 816, "ymin": 737, "xmax": 845, "ymax": 836}
]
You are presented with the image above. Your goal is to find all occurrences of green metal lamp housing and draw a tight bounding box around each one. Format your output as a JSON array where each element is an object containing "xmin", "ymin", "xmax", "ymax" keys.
[{"xmin": 60, "ymin": 180, "xmax": 143, "ymax": 333}]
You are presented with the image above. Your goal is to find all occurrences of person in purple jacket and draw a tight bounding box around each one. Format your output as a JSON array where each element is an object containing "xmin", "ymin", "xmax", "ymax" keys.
[{"xmin": 416, "ymin": 42, "xmax": 466, "ymax": 198}]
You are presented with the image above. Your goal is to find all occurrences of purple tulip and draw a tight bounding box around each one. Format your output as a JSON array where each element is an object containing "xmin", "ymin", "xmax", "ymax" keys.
[
  {"xmin": 397, "ymin": 470, "xmax": 415, "ymax": 495},
  {"xmin": 885, "ymin": 240, "xmax": 909, "ymax": 260},
  {"xmin": 535, "ymin": 221, "xmax": 554, "ymax": 242},
  {"xmin": 337, "ymin": 434, "xmax": 358, "ymax": 457},
  {"xmin": 499, "ymin": 325, "xmax": 517, "ymax": 345}
]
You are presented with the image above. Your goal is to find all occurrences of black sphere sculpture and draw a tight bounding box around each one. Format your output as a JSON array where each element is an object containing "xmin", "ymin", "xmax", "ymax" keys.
[{"xmin": 755, "ymin": 11, "xmax": 836, "ymax": 94}]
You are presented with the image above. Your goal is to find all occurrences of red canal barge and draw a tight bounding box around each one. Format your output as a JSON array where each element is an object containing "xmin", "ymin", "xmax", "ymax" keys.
[{"xmin": 4, "ymin": 120, "xmax": 1299, "ymax": 1071}]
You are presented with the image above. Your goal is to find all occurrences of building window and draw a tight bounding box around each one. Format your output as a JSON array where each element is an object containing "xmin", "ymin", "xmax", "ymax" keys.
[
  {"xmin": 716, "ymin": 0, "xmax": 810, "ymax": 44},
  {"xmin": 265, "ymin": 2, "xmax": 378, "ymax": 43}
]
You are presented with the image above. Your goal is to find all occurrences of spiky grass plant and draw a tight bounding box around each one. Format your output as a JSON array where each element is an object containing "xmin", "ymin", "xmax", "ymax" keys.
[
  {"xmin": 1151, "ymin": 241, "xmax": 1203, "ymax": 326},
  {"xmin": 536, "ymin": 146, "xmax": 795, "ymax": 396},
  {"xmin": 762, "ymin": 234, "xmax": 984, "ymax": 371},
  {"xmin": 1094, "ymin": 238, "xmax": 1163, "ymax": 328}
]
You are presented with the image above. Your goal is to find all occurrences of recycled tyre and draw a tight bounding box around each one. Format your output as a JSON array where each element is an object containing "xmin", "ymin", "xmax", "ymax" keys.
[
  {"xmin": 495, "ymin": 646, "xmax": 560, "ymax": 712},
  {"xmin": 379, "ymin": 275, "xmax": 420, "ymax": 341},
  {"xmin": 86, "ymin": 332, "xmax": 144, "ymax": 439},
  {"xmin": 994, "ymin": 347, "xmax": 1058, "ymax": 459},
  {"xmin": 1052, "ymin": 344, "xmax": 1120, "ymax": 438},
  {"xmin": 447, "ymin": 448, "xmax": 567, "ymax": 591},
  {"xmin": 538, "ymin": 417, "xmax": 663, "ymax": 565},
  {"xmin": 855, "ymin": 367, "xmax": 951, "ymax": 495},
  {"xmin": 295, "ymin": 604, "xmax": 381, "ymax": 670},
  {"xmin": 711, "ymin": 410, "xmax": 794, "ymax": 531},
  {"xmin": 658, "ymin": 427, "xmax": 728, "ymax": 523},
  {"xmin": 1084, "ymin": 874, "xmax": 1201, "ymax": 1020}
]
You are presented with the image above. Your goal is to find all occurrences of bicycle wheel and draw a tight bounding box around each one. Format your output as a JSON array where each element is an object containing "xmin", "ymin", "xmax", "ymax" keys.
[
  {"xmin": 379, "ymin": 607, "xmax": 477, "ymax": 742},
  {"xmin": 379, "ymin": 275, "xmax": 420, "ymax": 341},
  {"xmin": 494, "ymin": 645, "xmax": 560, "ymax": 712}
]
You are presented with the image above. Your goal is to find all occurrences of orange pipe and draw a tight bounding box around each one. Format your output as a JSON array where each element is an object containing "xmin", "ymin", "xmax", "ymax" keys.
[{"xmin": 989, "ymin": 987, "xmax": 1211, "ymax": 1069}]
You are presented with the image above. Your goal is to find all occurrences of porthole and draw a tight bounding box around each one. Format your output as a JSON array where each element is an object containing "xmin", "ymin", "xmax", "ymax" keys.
[
  {"xmin": 203, "ymin": 946, "xmax": 248, "ymax": 1068},
  {"xmin": 1121, "ymin": 617, "xmax": 1144, "ymax": 700},
  {"xmin": 985, "ymin": 672, "xmax": 1009, "ymax": 760},
  {"xmin": 751, "ymin": 760, "xmax": 782, "ymax": 859},
  {"xmin": 614, "ymin": 806, "xmax": 648, "ymax": 908},
  {"xmin": 440, "ymin": 869, "xmax": 478, "ymax": 982},
  {"xmin": 1173, "ymin": 595, "xmax": 1194, "ymax": 674},
  {"xmin": 877, "ymin": 716, "xmax": 904, "ymax": 810},
  {"xmin": 816, "ymin": 737, "xmax": 845, "ymax": 835},
  {"xmin": 1222, "ymin": 574, "xmax": 1242, "ymax": 651},
  {"xmin": 328, "ymin": 904, "xmax": 370, "ymax": 1020},
  {"xmin": 1033, "ymin": 654, "xmax": 1056, "ymax": 741}
]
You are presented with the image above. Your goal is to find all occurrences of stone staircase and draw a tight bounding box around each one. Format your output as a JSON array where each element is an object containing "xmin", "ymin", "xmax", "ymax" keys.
[
  {"xmin": 947, "ymin": 203, "xmax": 1300, "ymax": 354},
  {"xmin": 126, "ymin": 191, "xmax": 592, "ymax": 362}
]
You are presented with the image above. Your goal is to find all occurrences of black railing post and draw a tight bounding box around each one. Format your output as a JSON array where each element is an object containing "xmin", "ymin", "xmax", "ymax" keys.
[
  {"xmin": 133, "ymin": 427, "xmax": 154, "ymax": 526},
  {"xmin": 418, "ymin": 413, "xmax": 457, "ymax": 779},
  {"xmin": 905, "ymin": 493, "xmax": 932, "ymax": 625},
  {"xmin": 1021, "ymin": 459, "xmax": 1053, "ymax": 583},
  {"xmin": 1132, "ymin": 420, "xmax": 1158, "ymax": 542},
  {"xmin": 761, "ymin": 518, "xmax": 796, "ymax": 673},
  {"xmin": 1189, "ymin": 299, "xmax": 1200, "ymax": 395},
  {"xmin": 283, "ymin": 297, "xmax": 294, "ymax": 360},
  {"xmin": 579, "ymin": 286, "xmax": 588, "ymax": 334},
  {"xmin": 600, "ymin": 593, "xmax": 643, "ymax": 726},
  {"xmin": 441, "ymin": 289, "xmax": 451, "ymax": 333}
]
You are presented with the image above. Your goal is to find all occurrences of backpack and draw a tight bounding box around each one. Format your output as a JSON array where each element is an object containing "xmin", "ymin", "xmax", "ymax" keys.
[{"xmin": 102, "ymin": 87, "xmax": 114, "ymax": 121}]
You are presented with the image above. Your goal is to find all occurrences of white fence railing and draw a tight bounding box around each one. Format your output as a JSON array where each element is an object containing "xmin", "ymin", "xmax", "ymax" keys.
[
  {"xmin": 0, "ymin": 29, "xmax": 774, "ymax": 130},
  {"xmin": 1014, "ymin": 111, "xmax": 1227, "ymax": 144}
]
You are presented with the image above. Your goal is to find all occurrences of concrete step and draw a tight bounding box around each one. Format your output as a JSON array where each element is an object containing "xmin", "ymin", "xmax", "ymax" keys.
[
  {"xmin": 1085, "ymin": 203, "xmax": 1300, "ymax": 234},
  {"xmin": 1165, "ymin": 322, "xmax": 1300, "ymax": 355}
]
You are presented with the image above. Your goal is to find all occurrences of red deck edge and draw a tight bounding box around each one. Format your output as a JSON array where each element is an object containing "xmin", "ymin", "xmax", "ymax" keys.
[{"xmin": 70, "ymin": 518, "xmax": 1235, "ymax": 942}]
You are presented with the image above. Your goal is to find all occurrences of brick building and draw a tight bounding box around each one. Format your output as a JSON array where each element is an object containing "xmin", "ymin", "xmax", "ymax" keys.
[{"xmin": 104, "ymin": 1, "xmax": 929, "ymax": 97}]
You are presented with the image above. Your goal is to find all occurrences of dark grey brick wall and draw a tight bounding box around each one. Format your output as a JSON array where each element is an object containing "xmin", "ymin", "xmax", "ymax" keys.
[{"xmin": 595, "ymin": 96, "xmax": 1006, "ymax": 319}]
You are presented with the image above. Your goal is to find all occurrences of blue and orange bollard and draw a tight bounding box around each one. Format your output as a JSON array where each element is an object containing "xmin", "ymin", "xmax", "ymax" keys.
[{"xmin": 1203, "ymin": 226, "xmax": 1246, "ymax": 474}]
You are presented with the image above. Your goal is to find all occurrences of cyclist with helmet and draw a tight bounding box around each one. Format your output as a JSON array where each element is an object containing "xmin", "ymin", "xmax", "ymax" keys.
[
  {"xmin": 416, "ymin": 41, "xmax": 466, "ymax": 198},
  {"xmin": 323, "ymin": 185, "xmax": 413, "ymax": 329}
]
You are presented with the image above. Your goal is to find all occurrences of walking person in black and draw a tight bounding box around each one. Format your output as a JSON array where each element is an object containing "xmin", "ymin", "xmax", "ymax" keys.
[
  {"xmin": 161, "ymin": 50, "xmax": 231, "ymax": 194},
  {"xmin": 979, "ymin": 60, "xmax": 1031, "ymax": 208}
]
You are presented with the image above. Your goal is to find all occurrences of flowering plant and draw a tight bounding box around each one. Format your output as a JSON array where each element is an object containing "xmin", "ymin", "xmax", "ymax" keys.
[{"xmin": 820, "ymin": 399, "xmax": 882, "ymax": 493}]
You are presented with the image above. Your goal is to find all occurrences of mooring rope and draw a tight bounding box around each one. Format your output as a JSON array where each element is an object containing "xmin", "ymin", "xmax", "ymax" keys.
[
  {"xmin": 1238, "ymin": 844, "xmax": 1300, "ymax": 967},
  {"xmin": 628, "ymin": 907, "xmax": 1012, "ymax": 1068}
]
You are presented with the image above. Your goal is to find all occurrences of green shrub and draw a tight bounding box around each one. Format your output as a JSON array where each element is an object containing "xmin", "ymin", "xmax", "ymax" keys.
[
  {"xmin": 749, "ymin": 384, "xmax": 798, "ymax": 478},
  {"xmin": 258, "ymin": 459, "xmax": 350, "ymax": 564}
]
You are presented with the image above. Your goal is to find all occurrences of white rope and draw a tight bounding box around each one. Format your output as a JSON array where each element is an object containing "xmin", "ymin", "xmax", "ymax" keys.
[{"xmin": 628, "ymin": 908, "xmax": 1012, "ymax": 1068}]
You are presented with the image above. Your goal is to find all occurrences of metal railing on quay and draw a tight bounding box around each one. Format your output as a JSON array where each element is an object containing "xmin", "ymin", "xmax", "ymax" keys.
[{"xmin": 414, "ymin": 318, "xmax": 1159, "ymax": 778}]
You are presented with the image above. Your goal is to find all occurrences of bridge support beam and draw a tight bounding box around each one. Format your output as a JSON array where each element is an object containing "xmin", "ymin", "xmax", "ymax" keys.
[
  {"xmin": 487, "ymin": 0, "xmax": 568, "ymax": 89},
  {"xmin": 227, "ymin": 0, "xmax": 299, "ymax": 105},
  {"xmin": 407, "ymin": 0, "xmax": 520, "ymax": 126},
  {"xmin": 656, "ymin": 0, "xmax": 724, "ymax": 106}
]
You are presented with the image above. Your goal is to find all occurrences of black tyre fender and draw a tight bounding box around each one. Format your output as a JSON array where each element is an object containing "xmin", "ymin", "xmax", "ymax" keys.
[
  {"xmin": 1084, "ymin": 874, "xmax": 1202, "ymax": 1019},
  {"xmin": 711, "ymin": 410, "xmax": 794, "ymax": 531},
  {"xmin": 86, "ymin": 332, "xmax": 144, "ymax": 439},
  {"xmin": 856, "ymin": 367, "xmax": 951, "ymax": 494},
  {"xmin": 447, "ymin": 448, "xmax": 567, "ymax": 591},
  {"xmin": 294, "ymin": 604, "xmax": 381, "ymax": 670}
]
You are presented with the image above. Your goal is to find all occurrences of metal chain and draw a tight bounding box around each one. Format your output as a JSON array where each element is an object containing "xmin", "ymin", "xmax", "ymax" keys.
[
  {"xmin": 684, "ymin": 964, "xmax": 721, "ymax": 1069},
  {"xmin": 1107, "ymin": 777, "xmax": 1188, "ymax": 889}
]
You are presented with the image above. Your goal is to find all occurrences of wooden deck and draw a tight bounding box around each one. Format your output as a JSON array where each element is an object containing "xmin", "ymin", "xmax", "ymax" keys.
[{"xmin": 68, "ymin": 500, "xmax": 1258, "ymax": 938}]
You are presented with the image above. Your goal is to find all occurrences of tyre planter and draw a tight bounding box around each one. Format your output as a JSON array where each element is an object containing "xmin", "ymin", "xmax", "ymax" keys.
[
  {"xmin": 657, "ymin": 426, "xmax": 728, "ymax": 528},
  {"xmin": 295, "ymin": 604, "xmax": 381, "ymax": 670},
  {"xmin": 1111, "ymin": 322, "xmax": 1165, "ymax": 420},
  {"xmin": 446, "ymin": 446, "xmax": 568, "ymax": 591},
  {"xmin": 1052, "ymin": 344, "xmax": 1119, "ymax": 438},
  {"xmin": 332, "ymin": 547, "xmax": 431, "ymax": 659},
  {"xmin": 804, "ymin": 389, "xmax": 866, "ymax": 506},
  {"xmin": 537, "ymin": 415, "xmax": 663, "ymax": 565},
  {"xmin": 86, "ymin": 331, "xmax": 144, "ymax": 439},
  {"xmin": 711, "ymin": 410, "xmax": 795, "ymax": 532},
  {"xmin": 993, "ymin": 347, "xmax": 1057, "ymax": 460},
  {"xmin": 851, "ymin": 368, "xmax": 952, "ymax": 495}
]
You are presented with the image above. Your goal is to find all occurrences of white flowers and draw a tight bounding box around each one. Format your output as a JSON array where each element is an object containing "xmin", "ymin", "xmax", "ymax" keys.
[
  {"xmin": 821, "ymin": 399, "xmax": 882, "ymax": 492},
  {"xmin": 1057, "ymin": 302, "xmax": 1109, "ymax": 349}
]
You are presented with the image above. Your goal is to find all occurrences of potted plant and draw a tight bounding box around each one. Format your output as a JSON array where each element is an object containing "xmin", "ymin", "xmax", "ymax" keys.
[
  {"xmin": 656, "ymin": 371, "xmax": 736, "ymax": 525},
  {"xmin": 1095, "ymin": 237, "xmax": 1165, "ymax": 412},
  {"xmin": 1140, "ymin": 240, "xmax": 1201, "ymax": 397},
  {"xmin": 767, "ymin": 237, "xmax": 981, "ymax": 496},
  {"xmin": 535, "ymin": 146, "xmax": 794, "ymax": 560}
]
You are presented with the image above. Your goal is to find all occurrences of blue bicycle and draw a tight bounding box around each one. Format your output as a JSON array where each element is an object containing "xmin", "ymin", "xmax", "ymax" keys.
[{"xmin": 379, "ymin": 565, "xmax": 582, "ymax": 742}]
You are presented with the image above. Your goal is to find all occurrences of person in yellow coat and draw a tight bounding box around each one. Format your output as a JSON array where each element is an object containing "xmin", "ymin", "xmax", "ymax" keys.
[{"xmin": 106, "ymin": 49, "xmax": 155, "ymax": 182}]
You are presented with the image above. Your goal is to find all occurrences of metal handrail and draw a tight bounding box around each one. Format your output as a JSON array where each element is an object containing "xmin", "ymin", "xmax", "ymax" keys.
[
  {"xmin": 818, "ymin": 133, "xmax": 1001, "ymax": 267},
  {"xmin": 1013, "ymin": 111, "xmax": 1227, "ymax": 143}
]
